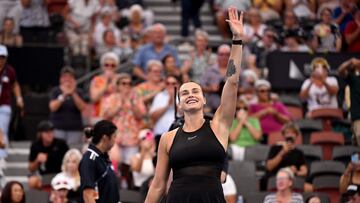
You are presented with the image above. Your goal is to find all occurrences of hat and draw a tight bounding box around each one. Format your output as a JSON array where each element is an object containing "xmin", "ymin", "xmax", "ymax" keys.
[
  {"xmin": 37, "ymin": 121, "xmax": 54, "ymax": 132},
  {"xmin": 60, "ymin": 66, "xmax": 76, "ymax": 77},
  {"xmin": 139, "ymin": 129, "xmax": 154, "ymax": 141},
  {"xmin": 0, "ymin": 45, "xmax": 8, "ymax": 57},
  {"xmin": 345, "ymin": 185, "xmax": 360, "ymax": 197},
  {"xmin": 51, "ymin": 173, "xmax": 73, "ymax": 190},
  {"xmin": 255, "ymin": 79, "xmax": 271, "ymax": 89}
]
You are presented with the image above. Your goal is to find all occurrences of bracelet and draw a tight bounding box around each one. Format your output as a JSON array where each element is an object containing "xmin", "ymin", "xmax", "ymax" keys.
[{"xmin": 232, "ymin": 39, "xmax": 243, "ymax": 45}]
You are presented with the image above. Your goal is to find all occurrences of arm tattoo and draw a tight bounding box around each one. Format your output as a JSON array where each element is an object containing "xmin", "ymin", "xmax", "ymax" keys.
[{"xmin": 226, "ymin": 59, "xmax": 236, "ymax": 77}]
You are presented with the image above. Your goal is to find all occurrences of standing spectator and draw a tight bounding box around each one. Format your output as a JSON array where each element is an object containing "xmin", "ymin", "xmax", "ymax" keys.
[
  {"xmin": 180, "ymin": 0, "xmax": 204, "ymax": 37},
  {"xmin": 284, "ymin": 0, "xmax": 316, "ymax": 19},
  {"xmin": 344, "ymin": 10, "xmax": 360, "ymax": 53},
  {"xmin": 49, "ymin": 67, "xmax": 87, "ymax": 145},
  {"xmin": 243, "ymin": 7, "xmax": 267, "ymax": 43},
  {"xmin": 19, "ymin": 0, "xmax": 50, "ymax": 44},
  {"xmin": 312, "ymin": 7, "xmax": 342, "ymax": 52},
  {"xmin": 333, "ymin": 0, "xmax": 357, "ymax": 33},
  {"xmin": 0, "ymin": 0, "xmax": 22, "ymax": 34},
  {"xmin": 252, "ymin": 0, "xmax": 282, "ymax": 21},
  {"xmin": 300, "ymin": 57, "xmax": 339, "ymax": 115},
  {"xmin": 338, "ymin": 58, "xmax": 360, "ymax": 146},
  {"xmin": 0, "ymin": 45, "xmax": 23, "ymax": 159},
  {"xmin": 0, "ymin": 17, "xmax": 23, "ymax": 46},
  {"xmin": 28, "ymin": 121, "xmax": 69, "ymax": 189},
  {"xmin": 0, "ymin": 181, "xmax": 25, "ymax": 203},
  {"xmin": 63, "ymin": 0, "xmax": 100, "ymax": 56},
  {"xmin": 263, "ymin": 168, "xmax": 304, "ymax": 203},
  {"xmin": 132, "ymin": 23, "xmax": 180, "ymax": 81}
]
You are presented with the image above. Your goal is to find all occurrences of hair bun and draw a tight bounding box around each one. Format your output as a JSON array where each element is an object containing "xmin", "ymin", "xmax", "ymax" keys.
[{"xmin": 84, "ymin": 127, "xmax": 94, "ymax": 138}]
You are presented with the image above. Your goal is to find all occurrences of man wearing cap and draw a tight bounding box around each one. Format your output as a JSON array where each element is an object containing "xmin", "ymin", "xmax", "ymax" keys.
[
  {"xmin": 0, "ymin": 44, "xmax": 23, "ymax": 158},
  {"xmin": 49, "ymin": 66, "xmax": 87, "ymax": 145},
  {"xmin": 28, "ymin": 120, "xmax": 69, "ymax": 189},
  {"xmin": 50, "ymin": 173, "xmax": 73, "ymax": 203}
]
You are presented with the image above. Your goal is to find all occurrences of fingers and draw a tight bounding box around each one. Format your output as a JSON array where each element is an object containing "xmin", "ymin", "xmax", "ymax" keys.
[{"xmin": 239, "ymin": 11, "xmax": 243, "ymax": 24}]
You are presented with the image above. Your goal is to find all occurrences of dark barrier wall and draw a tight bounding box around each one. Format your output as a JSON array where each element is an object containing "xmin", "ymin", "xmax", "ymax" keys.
[
  {"xmin": 7, "ymin": 46, "xmax": 64, "ymax": 90},
  {"xmin": 267, "ymin": 52, "xmax": 360, "ymax": 91}
]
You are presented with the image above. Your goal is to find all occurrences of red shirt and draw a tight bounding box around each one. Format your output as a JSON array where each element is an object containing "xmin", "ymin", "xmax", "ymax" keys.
[
  {"xmin": 344, "ymin": 21, "xmax": 360, "ymax": 52},
  {"xmin": 0, "ymin": 65, "xmax": 16, "ymax": 105}
]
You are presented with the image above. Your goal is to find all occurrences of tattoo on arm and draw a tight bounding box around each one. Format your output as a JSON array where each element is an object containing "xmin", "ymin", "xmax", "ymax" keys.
[{"xmin": 226, "ymin": 59, "xmax": 236, "ymax": 77}]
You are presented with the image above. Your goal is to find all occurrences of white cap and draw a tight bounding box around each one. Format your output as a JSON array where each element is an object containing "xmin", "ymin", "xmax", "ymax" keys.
[
  {"xmin": 255, "ymin": 79, "xmax": 271, "ymax": 89},
  {"xmin": 138, "ymin": 129, "xmax": 154, "ymax": 140},
  {"xmin": 51, "ymin": 173, "xmax": 73, "ymax": 190},
  {"xmin": 0, "ymin": 45, "xmax": 8, "ymax": 57}
]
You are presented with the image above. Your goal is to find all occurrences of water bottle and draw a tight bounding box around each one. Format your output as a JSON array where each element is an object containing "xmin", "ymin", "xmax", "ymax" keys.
[{"xmin": 237, "ymin": 195, "xmax": 244, "ymax": 203}]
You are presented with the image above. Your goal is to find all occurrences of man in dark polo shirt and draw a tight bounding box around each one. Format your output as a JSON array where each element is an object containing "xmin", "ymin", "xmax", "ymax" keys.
[
  {"xmin": 0, "ymin": 44, "xmax": 23, "ymax": 159},
  {"xmin": 28, "ymin": 120, "xmax": 69, "ymax": 189}
]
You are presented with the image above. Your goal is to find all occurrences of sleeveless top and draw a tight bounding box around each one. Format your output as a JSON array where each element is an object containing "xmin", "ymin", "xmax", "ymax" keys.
[{"xmin": 169, "ymin": 119, "xmax": 226, "ymax": 180}]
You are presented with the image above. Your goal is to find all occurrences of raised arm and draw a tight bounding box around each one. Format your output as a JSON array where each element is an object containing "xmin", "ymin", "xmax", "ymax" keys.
[{"xmin": 214, "ymin": 7, "xmax": 244, "ymax": 128}]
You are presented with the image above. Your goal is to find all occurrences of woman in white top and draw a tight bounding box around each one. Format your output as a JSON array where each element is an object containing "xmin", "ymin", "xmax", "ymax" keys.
[
  {"xmin": 243, "ymin": 7, "xmax": 267, "ymax": 43},
  {"xmin": 299, "ymin": 57, "xmax": 339, "ymax": 116}
]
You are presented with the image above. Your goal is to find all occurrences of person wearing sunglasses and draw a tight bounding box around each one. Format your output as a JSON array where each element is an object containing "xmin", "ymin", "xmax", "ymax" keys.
[{"xmin": 145, "ymin": 6, "xmax": 244, "ymax": 203}]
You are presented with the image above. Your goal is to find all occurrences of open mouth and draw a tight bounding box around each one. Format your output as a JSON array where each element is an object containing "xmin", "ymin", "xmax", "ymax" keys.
[{"xmin": 186, "ymin": 99, "xmax": 198, "ymax": 104}]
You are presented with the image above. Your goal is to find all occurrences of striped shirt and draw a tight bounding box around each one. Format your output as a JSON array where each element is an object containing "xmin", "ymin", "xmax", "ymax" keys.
[{"xmin": 263, "ymin": 193, "xmax": 304, "ymax": 203}]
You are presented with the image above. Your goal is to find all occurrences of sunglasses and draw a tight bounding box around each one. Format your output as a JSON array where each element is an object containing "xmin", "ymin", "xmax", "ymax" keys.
[
  {"xmin": 258, "ymin": 89, "xmax": 269, "ymax": 93},
  {"xmin": 104, "ymin": 63, "xmax": 116, "ymax": 68}
]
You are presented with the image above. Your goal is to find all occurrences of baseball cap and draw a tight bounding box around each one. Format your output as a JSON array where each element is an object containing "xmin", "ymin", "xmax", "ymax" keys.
[
  {"xmin": 37, "ymin": 121, "xmax": 54, "ymax": 132},
  {"xmin": 0, "ymin": 45, "xmax": 8, "ymax": 57},
  {"xmin": 344, "ymin": 185, "xmax": 360, "ymax": 197},
  {"xmin": 255, "ymin": 79, "xmax": 271, "ymax": 90},
  {"xmin": 51, "ymin": 173, "xmax": 73, "ymax": 191}
]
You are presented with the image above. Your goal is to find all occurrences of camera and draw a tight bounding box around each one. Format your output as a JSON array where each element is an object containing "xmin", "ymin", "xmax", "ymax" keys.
[{"xmin": 351, "ymin": 153, "xmax": 359, "ymax": 165}]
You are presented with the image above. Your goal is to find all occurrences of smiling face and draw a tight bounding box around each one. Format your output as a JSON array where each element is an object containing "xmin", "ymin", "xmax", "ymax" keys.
[
  {"xmin": 276, "ymin": 171, "xmax": 293, "ymax": 192},
  {"xmin": 179, "ymin": 82, "xmax": 205, "ymax": 113},
  {"xmin": 11, "ymin": 183, "xmax": 24, "ymax": 203}
]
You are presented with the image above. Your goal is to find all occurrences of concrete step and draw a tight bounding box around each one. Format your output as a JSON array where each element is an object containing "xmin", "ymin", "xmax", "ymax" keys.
[
  {"xmin": 9, "ymin": 141, "xmax": 31, "ymax": 149},
  {"xmin": 6, "ymin": 153, "xmax": 28, "ymax": 162},
  {"xmin": 3, "ymin": 168, "xmax": 29, "ymax": 176}
]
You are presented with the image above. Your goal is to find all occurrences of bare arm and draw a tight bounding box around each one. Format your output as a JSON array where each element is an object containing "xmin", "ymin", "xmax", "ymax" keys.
[
  {"xmin": 72, "ymin": 91, "xmax": 87, "ymax": 111},
  {"xmin": 229, "ymin": 120, "xmax": 244, "ymax": 142},
  {"xmin": 130, "ymin": 155, "xmax": 144, "ymax": 172},
  {"xmin": 133, "ymin": 66, "xmax": 147, "ymax": 81},
  {"xmin": 49, "ymin": 95, "xmax": 64, "ymax": 112},
  {"xmin": 244, "ymin": 121, "xmax": 262, "ymax": 141},
  {"xmin": 28, "ymin": 160, "xmax": 40, "ymax": 173},
  {"xmin": 323, "ymin": 80, "xmax": 338, "ymax": 95},
  {"xmin": 83, "ymin": 189, "xmax": 97, "ymax": 203},
  {"xmin": 13, "ymin": 81, "xmax": 24, "ymax": 109},
  {"xmin": 296, "ymin": 164, "xmax": 308, "ymax": 177},
  {"xmin": 340, "ymin": 163, "xmax": 354, "ymax": 193},
  {"xmin": 299, "ymin": 81, "xmax": 313, "ymax": 100},
  {"xmin": 266, "ymin": 148, "xmax": 287, "ymax": 172}
]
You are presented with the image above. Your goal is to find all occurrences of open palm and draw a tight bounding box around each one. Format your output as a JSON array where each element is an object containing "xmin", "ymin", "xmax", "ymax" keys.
[{"xmin": 226, "ymin": 6, "xmax": 244, "ymax": 38}]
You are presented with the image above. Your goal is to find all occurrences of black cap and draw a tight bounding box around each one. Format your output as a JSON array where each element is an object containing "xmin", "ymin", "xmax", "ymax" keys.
[
  {"xmin": 344, "ymin": 185, "xmax": 360, "ymax": 198},
  {"xmin": 37, "ymin": 121, "xmax": 54, "ymax": 132}
]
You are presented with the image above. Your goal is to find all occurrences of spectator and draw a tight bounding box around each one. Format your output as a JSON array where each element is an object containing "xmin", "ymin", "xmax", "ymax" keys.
[
  {"xmin": 135, "ymin": 60, "xmax": 165, "ymax": 107},
  {"xmin": 93, "ymin": 9, "xmax": 121, "ymax": 48},
  {"xmin": 98, "ymin": 0, "xmax": 119, "ymax": 23},
  {"xmin": 49, "ymin": 67, "xmax": 86, "ymax": 145},
  {"xmin": 243, "ymin": 7, "xmax": 267, "ymax": 43},
  {"xmin": 161, "ymin": 54, "xmax": 182, "ymax": 77},
  {"xmin": 340, "ymin": 152, "xmax": 360, "ymax": 194},
  {"xmin": 281, "ymin": 30, "xmax": 311, "ymax": 52},
  {"xmin": 284, "ymin": 0, "xmax": 316, "ymax": 19},
  {"xmin": 200, "ymin": 44, "xmax": 230, "ymax": 112},
  {"xmin": 300, "ymin": 57, "xmax": 339, "ymax": 115},
  {"xmin": 19, "ymin": 0, "xmax": 50, "ymax": 44},
  {"xmin": 89, "ymin": 52, "xmax": 119, "ymax": 124},
  {"xmin": 130, "ymin": 129, "xmax": 156, "ymax": 190},
  {"xmin": 28, "ymin": 121, "xmax": 69, "ymax": 189},
  {"xmin": 180, "ymin": 0, "xmax": 204, "ymax": 37},
  {"xmin": 252, "ymin": 0, "xmax": 282, "ymax": 21},
  {"xmin": 305, "ymin": 195, "xmax": 321, "ymax": 203},
  {"xmin": 149, "ymin": 74, "xmax": 180, "ymax": 149},
  {"xmin": 63, "ymin": 0, "xmax": 100, "ymax": 56},
  {"xmin": 95, "ymin": 29, "xmax": 123, "ymax": 59},
  {"xmin": 122, "ymin": 4, "xmax": 147, "ymax": 49},
  {"xmin": 249, "ymin": 79, "xmax": 290, "ymax": 139},
  {"xmin": 50, "ymin": 173, "xmax": 73, "ymax": 203},
  {"xmin": 0, "ymin": 45, "xmax": 23, "ymax": 160},
  {"xmin": 239, "ymin": 69, "xmax": 258, "ymax": 104},
  {"xmin": 343, "ymin": 185, "xmax": 360, "ymax": 203},
  {"xmin": 0, "ymin": 0, "xmax": 22, "ymax": 34},
  {"xmin": 0, "ymin": 181, "xmax": 25, "ymax": 203},
  {"xmin": 278, "ymin": 10, "xmax": 304, "ymax": 45},
  {"xmin": 344, "ymin": 10, "xmax": 360, "ymax": 53},
  {"xmin": 317, "ymin": 0, "xmax": 340, "ymax": 17},
  {"xmin": 312, "ymin": 7, "xmax": 342, "ymax": 52},
  {"xmin": 0, "ymin": 17, "xmax": 23, "ymax": 47},
  {"xmin": 181, "ymin": 30, "xmax": 216, "ymax": 84},
  {"xmin": 229, "ymin": 97, "xmax": 262, "ymax": 161},
  {"xmin": 333, "ymin": 0, "xmax": 357, "ymax": 33},
  {"xmin": 132, "ymin": 23, "xmax": 180, "ymax": 81},
  {"xmin": 338, "ymin": 58, "xmax": 360, "ymax": 146},
  {"xmin": 263, "ymin": 167, "xmax": 304, "ymax": 203}
]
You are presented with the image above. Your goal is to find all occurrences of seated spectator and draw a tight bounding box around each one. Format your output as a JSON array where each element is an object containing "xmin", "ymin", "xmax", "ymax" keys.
[
  {"xmin": 89, "ymin": 52, "xmax": 119, "ymax": 124},
  {"xmin": 28, "ymin": 121, "xmax": 69, "ymax": 189},
  {"xmin": 0, "ymin": 181, "xmax": 25, "ymax": 203},
  {"xmin": 122, "ymin": 4, "xmax": 147, "ymax": 46},
  {"xmin": 312, "ymin": 7, "xmax": 342, "ymax": 52},
  {"xmin": 161, "ymin": 54, "xmax": 182, "ymax": 77},
  {"xmin": 0, "ymin": 17, "xmax": 23, "ymax": 46},
  {"xmin": 249, "ymin": 79, "xmax": 290, "ymax": 140},
  {"xmin": 0, "ymin": 0, "xmax": 22, "ymax": 34},
  {"xmin": 263, "ymin": 167, "xmax": 304, "ymax": 203},
  {"xmin": 284, "ymin": 0, "xmax": 316, "ymax": 19},
  {"xmin": 49, "ymin": 67, "xmax": 86, "ymax": 145},
  {"xmin": 340, "ymin": 152, "xmax": 360, "ymax": 194},
  {"xmin": 317, "ymin": 0, "xmax": 340, "ymax": 17},
  {"xmin": 344, "ymin": 10, "xmax": 360, "ymax": 53},
  {"xmin": 333, "ymin": 0, "xmax": 357, "ymax": 34},
  {"xmin": 300, "ymin": 57, "xmax": 339, "ymax": 115},
  {"xmin": 93, "ymin": 9, "xmax": 121, "ymax": 48},
  {"xmin": 238, "ymin": 69, "xmax": 258, "ymax": 104},
  {"xmin": 305, "ymin": 195, "xmax": 321, "ymax": 203},
  {"xmin": 50, "ymin": 173, "xmax": 73, "ymax": 203},
  {"xmin": 281, "ymin": 30, "xmax": 311, "ymax": 52},
  {"xmin": 343, "ymin": 184, "xmax": 360, "ymax": 203},
  {"xmin": 19, "ymin": 0, "xmax": 50, "ymax": 44},
  {"xmin": 130, "ymin": 129, "xmax": 156, "ymax": 190},
  {"xmin": 132, "ymin": 23, "xmax": 180, "ymax": 81},
  {"xmin": 243, "ymin": 7, "xmax": 267, "ymax": 43},
  {"xmin": 63, "ymin": 0, "xmax": 100, "ymax": 56},
  {"xmin": 200, "ymin": 44, "xmax": 230, "ymax": 112},
  {"xmin": 98, "ymin": 0, "xmax": 119, "ymax": 23},
  {"xmin": 229, "ymin": 98, "xmax": 262, "ymax": 161},
  {"xmin": 277, "ymin": 10, "xmax": 304, "ymax": 45},
  {"xmin": 95, "ymin": 29, "xmax": 123, "ymax": 59},
  {"xmin": 252, "ymin": 0, "xmax": 282, "ymax": 22},
  {"xmin": 181, "ymin": 29, "xmax": 216, "ymax": 84}
]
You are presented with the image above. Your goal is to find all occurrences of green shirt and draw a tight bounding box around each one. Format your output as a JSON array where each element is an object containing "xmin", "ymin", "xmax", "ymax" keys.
[{"xmin": 230, "ymin": 117, "xmax": 261, "ymax": 147}]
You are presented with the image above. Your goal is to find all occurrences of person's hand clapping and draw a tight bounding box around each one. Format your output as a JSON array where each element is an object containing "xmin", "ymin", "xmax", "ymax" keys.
[{"xmin": 36, "ymin": 153, "xmax": 48, "ymax": 164}]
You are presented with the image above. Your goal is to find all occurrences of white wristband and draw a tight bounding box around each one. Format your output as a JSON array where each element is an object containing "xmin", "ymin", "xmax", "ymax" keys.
[{"xmin": 57, "ymin": 94, "xmax": 65, "ymax": 102}]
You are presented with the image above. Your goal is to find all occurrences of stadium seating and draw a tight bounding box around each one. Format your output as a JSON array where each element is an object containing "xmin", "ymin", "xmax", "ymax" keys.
[{"xmin": 310, "ymin": 132, "xmax": 345, "ymax": 160}]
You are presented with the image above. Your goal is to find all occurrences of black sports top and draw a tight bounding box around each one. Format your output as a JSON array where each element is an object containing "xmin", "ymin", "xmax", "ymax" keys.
[{"xmin": 169, "ymin": 119, "xmax": 226, "ymax": 180}]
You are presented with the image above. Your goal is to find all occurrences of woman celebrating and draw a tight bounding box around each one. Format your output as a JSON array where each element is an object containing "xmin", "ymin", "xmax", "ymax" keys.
[
  {"xmin": 145, "ymin": 6, "xmax": 244, "ymax": 203},
  {"xmin": 79, "ymin": 120, "xmax": 119, "ymax": 203}
]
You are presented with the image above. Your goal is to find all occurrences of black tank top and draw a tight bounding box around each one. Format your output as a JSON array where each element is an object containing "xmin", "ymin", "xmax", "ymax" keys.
[{"xmin": 169, "ymin": 119, "xmax": 226, "ymax": 180}]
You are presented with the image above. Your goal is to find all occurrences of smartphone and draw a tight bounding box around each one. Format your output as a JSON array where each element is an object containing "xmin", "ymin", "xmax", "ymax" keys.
[{"xmin": 351, "ymin": 153, "xmax": 359, "ymax": 165}]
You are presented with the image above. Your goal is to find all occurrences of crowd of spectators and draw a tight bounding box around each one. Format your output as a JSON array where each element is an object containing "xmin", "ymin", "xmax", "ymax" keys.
[{"xmin": 0, "ymin": 0, "xmax": 359, "ymax": 202}]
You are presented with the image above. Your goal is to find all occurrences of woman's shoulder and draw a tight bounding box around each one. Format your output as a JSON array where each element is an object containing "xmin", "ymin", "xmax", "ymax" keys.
[{"xmin": 291, "ymin": 192, "xmax": 304, "ymax": 201}]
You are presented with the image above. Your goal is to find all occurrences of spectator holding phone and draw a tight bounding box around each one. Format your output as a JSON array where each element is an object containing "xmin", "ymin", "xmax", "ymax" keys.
[{"xmin": 340, "ymin": 152, "xmax": 360, "ymax": 194}]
